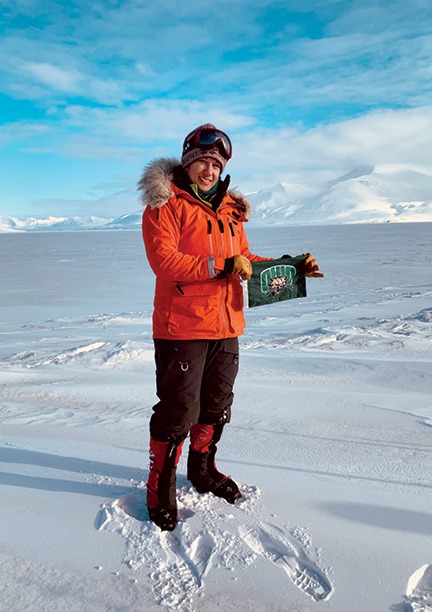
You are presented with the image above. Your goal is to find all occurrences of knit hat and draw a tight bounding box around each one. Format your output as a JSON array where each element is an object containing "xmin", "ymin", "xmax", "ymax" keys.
[
  {"xmin": 181, "ymin": 124, "xmax": 232, "ymax": 172},
  {"xmin": 181, "ymin": 146, "xmax": 227, "ymax": 172}
]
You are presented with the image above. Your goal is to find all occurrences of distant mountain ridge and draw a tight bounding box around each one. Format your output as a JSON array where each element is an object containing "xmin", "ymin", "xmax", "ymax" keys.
[
  {"xmin": 0, "ymin": 215, "xmax": 113, "ymax": 232},
  {"xmin": 2, "ymin": 165, "xmax": 432, "ymax": 231},
  {"xmin": 247, "ymin": 164, "xmax": 432, "ymax": 225}
]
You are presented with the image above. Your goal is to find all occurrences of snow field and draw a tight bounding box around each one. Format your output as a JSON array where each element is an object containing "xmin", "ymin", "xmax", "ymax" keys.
[{"xmin": 0, "ymin": 224, "xmax": 431, "ymax": 611}]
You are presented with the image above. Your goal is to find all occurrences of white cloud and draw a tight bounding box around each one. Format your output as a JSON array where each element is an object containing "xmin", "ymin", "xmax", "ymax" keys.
[
  {"xmin": 0, "ymin": 121, "xmax": 50, "ymax": 144},
  {"xmin": 58, "ymin": 100, "xmax": 254, "ymax": 150},
  {"xmin": 109, "ymin": 101, "xmax": 255, "ymax": 141},
  {"xmin": 231, "ymin": 106, "xmax": 432, "ymax": 192},
  {"xmin": 22, "ymin": 61, "xmax": 82, "ymax": 93},
  {"xmin": 31, "ymin": 188, "xmax": 140, "ymax": 218}
]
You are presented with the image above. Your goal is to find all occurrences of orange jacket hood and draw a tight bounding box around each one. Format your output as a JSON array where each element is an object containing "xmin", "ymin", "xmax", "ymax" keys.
[{"xmin": 138, "ymin": 157, "xmax": 252, "ymax": 219}]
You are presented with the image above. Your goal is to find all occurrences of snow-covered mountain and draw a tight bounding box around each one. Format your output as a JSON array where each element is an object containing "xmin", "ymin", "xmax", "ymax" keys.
[
  {"xmin": 103, "ymin": 211, "xmax": 142, "ymax": 229},
  {"xmin": 0, "ymin": 215, "xmax": 112, "ymax": 232},
  {"xmin": 2, "ymin": 165, "xmax": 432, "ymax": 231},
  {"xmin": 247, "ymin": 164, "xmax": 432, "ymax": 225}
]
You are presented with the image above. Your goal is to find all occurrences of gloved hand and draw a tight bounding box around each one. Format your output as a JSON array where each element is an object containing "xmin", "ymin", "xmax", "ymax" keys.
[
  {"xmin": 232, "ymin": 255, "xmax": 252, "ymax": 280},
  {"xmin": 296, "ymin": 253, "xmax": 324, "ymax": 278},
  {"xmin": 217, "ymin": 255, "xmax": 253, "ymax": 280}
]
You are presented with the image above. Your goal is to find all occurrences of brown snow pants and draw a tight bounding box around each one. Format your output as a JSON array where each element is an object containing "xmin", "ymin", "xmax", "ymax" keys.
[{"xmin": 150, "ymin": 338, "xmax": 239, "ymax": 442}]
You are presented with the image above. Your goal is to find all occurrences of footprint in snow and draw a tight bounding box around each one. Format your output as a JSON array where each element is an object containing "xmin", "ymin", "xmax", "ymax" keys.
[
  {"xmin": 148, "ymin": 528, "xmax": 217, "ymax": 608},
  {"xmin": 98, "ymin": 485, "xmax": 332, "ymax": 608},
  {"xmin": 188, "ymin": 532, "xmax": 216, "ymax": 583},
  {"xmin": 239, "ymin": 521, "xmax": 333, "ymax": 602},
  {"xmin": 405, "ymin": 564, "xmax": 432, "ymax": 611}
]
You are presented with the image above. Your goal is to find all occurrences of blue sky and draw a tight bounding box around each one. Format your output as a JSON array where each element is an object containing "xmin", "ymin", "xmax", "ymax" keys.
[{"xmin": 1, "ymin": 0, "xmax": 431, "ymax": 218}]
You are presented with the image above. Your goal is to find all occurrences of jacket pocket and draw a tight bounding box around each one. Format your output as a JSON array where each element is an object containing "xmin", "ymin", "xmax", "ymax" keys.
[
  {"xmin": 225, "ymin": 277, "xmax": 245, "ymax": 334},
  {"xmin": 168, "ymin": 281, "xmax": 223, "ymax": 337}
]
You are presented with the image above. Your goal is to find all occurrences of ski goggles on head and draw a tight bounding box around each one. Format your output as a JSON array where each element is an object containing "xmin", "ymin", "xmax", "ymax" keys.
[{"xmin": 183, "ymin": 127, "xmax": 232, "ymax": 160}]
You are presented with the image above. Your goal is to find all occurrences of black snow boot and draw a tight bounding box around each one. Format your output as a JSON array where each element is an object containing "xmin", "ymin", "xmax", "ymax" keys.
[
  {"xmin": 187, "ymin": 422, "xmax": 241, "ymax": 504},
  {"xmin": 146, "ymin": 437, "xmax": 184, "ymax": 531}
]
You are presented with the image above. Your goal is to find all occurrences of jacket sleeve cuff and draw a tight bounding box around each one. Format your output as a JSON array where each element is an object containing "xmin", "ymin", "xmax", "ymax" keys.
[
  {"xmin": 215, "ymin": 257, "xmax": 234, "ymax": 279},
  {"xmin": 208, "ymin": 256, "xmax": 225, "ymax": 278}
]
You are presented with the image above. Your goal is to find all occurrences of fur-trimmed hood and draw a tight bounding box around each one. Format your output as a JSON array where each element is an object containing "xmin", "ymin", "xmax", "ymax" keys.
[{"xmin": 138, "ymin": 157, "xmax": 252, "ymax": 219}]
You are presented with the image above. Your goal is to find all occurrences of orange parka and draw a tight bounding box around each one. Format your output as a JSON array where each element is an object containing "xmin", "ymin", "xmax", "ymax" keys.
[{"xmin": 140, "ymin": 158, "xmax": 271, "ymax": 340}]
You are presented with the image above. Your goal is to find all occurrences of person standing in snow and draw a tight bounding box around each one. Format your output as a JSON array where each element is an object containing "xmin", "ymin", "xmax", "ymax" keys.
[{"xmin": 139, "ymin": 124, "xmax": 322, "ymax": 531}]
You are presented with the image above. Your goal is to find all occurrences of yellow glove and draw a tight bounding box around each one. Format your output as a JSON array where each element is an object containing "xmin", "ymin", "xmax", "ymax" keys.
[
  {"xmin": 232, "ymin": 255, "xmax": 253, "ymax": 280},
  {"xmin": 297, "ymin": 253, "xmax": 324, "ymax": 278}
]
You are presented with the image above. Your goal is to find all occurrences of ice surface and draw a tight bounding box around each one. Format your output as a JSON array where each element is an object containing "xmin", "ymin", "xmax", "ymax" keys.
[{"xmin": 0, "ymin": 224, "xmax": 431, "ymax": 611}]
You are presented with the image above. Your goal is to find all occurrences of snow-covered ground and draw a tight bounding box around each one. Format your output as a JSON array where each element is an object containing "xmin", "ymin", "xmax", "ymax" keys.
[{"xmin": 0, "ymin": 224, "xmax": 431, "ymax": 612}]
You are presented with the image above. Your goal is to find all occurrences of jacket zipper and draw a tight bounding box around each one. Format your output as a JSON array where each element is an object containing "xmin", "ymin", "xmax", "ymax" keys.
[
  {"xmin": 228, "ymin": 221, "xmax": 235, "ymax": 256},
  {"xmin": 217, "ymin": 217, "xmax": 226, "ymax": 256},
  {"xmin": 207, "ymin": 219, "xmax": 214, "ymax": 255},
  {"xmin": 216, "ymin": 218, "xmax": 229, "ymax": 335}
]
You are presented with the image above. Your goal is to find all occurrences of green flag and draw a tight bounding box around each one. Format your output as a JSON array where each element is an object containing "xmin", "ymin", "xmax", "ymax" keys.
[{"xmin": 245, "ymin": 255, "xmax": 307, "ymax": 308}]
